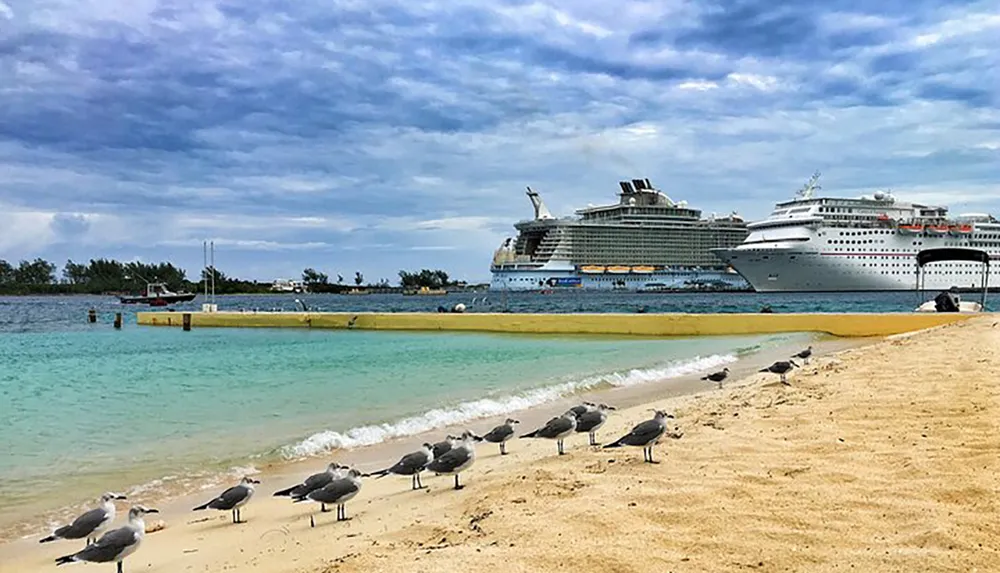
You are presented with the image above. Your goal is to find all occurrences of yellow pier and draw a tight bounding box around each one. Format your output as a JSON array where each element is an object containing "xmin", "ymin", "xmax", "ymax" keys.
[{"xmin": 136, "ymin": 311, "xmax": 974, "ymax": 338}]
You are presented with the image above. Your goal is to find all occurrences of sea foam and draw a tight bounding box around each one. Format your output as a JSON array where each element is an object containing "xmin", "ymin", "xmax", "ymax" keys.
[{"xmin": 280, "ymin": 353, "xmax": 736, "ymax": 458}]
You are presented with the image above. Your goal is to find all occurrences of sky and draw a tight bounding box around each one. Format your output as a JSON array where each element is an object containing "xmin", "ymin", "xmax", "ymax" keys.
[{"xmin": 0, "ymin": 0, "xmax": 998, "ymax": 284}]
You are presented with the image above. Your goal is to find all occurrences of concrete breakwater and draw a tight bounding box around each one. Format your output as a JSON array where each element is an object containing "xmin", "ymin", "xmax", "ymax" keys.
[{"xmin": 136, "ymin": 311, "xmax": 974, "ymax": 337}]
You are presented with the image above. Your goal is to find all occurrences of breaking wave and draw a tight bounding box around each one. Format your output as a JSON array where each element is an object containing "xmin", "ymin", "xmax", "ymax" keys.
[{"xmin": 281, "ymin": 353, "xmax": 736, "ymax": 458}]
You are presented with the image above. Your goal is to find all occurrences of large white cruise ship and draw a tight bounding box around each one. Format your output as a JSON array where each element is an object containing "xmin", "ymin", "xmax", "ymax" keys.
[
  {"xmin": 711, "ymin": 173, "xmax": 1000, "ymax": 292},
  {"xmin": 490, "ymin": 178, "xmax": 750, "ymax": 291}
]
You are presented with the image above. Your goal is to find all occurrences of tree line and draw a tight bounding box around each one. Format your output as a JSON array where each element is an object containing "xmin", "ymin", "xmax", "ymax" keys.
[{"xmin": 0, "ymin": 257, "xmax": 467, "ymax": 295}]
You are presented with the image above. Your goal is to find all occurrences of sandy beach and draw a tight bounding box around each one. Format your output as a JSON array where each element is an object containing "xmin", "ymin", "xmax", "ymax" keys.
[{"xmin": 3, "ymin": 316, "xmax": 997, "ymax": 573}]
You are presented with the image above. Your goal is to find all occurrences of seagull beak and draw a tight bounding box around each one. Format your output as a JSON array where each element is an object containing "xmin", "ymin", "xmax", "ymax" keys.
[
  {"xmin": 147, "ymin": 508, "xmax": 159, "ymax": 514},
  {"xmin": 252, "ymin": 479, "xmax": 261, "ymax": 484},
  {"xmin": 607, "ymin": 406, "xmax": 617, "ymax": 411},
  {"xmin": 115, "ymin": 495, "xmax": 128, "ymax": 500}
]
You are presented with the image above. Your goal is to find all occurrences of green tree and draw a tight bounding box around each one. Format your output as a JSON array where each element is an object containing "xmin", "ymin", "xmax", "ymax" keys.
[
  {"xmin": 354, "ymin": 271, "xmax": 364, "ymax": 286},
  {"xmin": 63, "ymin": 260, "xmax": 89, "ymax": 284},
  {"xmin": 302, "ymin": 268, "xmax": 328, "ymax": 286},
  {"xmin": 14, "ymin": 258, "xmax": 56, "ymax": 285},
  {"xmin": 0, "ymin": 259, "xmax": 13, "ymax": 284}
]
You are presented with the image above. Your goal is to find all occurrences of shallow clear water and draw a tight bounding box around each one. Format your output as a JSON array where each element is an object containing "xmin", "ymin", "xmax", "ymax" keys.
[{"xmin": 0, "ymin": 293, "xmax": 820, "ymax": 534}]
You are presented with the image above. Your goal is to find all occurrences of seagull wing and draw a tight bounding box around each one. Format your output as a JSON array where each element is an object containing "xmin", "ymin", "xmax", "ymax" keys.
[
  {"xmin": 209, "ymin": 484, "xmax": 250, "ymax": 510},
  {"xmin": 621, "ymin": 419, "xmax": 665, "ymax": 446},
  {"xmin": 537, "ymin": 416, "xmax": 574, "ymax": 438},
  {"xmin": 70, "ymin": 526, "xmax": 138, "ymax": 563},
  {"xmin": 575, "ymin": 411, "xmax": 604, "ymax": 432},
  {"xmin": 427, "ymin": 447, "xmax": 471, "ymax": 473},
  {"xmin": 390, "ymin": 451, "xmax": 430, "ymax": 474},
  {"xmin": 307, "ymin": 479, "xmax": 360, "ymax": 504},
  {"xmin": 483, "ymin": 424, "xmax": 514, "ymax": 443},
  {"xmin": 55, "ymin": 507, "xmax": 108, "ymax": 539}
]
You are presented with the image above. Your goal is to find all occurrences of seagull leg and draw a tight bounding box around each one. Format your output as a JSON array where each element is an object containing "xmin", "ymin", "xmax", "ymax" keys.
[
  {"xmin": 557, "ymin": 439, "xmax": 564, "ymax": 455},
  {"xmin": 453, "ymin": 474, "xmax": 464, "ymax": 490},
  {"xmin": 416, "ymin": 473, "xmax": 424, "ymax": 489},
  {"xmin": 310, "ymin": 514, "xmax": 316, "ymax": 528},
  {"xmin": 589, "ymin": 431, "xmax": 596, "ymax": 446},
  {"xmin": 321, "ymin": 503, "xmax": 330, "ymax": 513},
  {"xmin": 500, "ymin": 442, "xmax": 506, "ymax": 455},
  {"xmin": 646, "ymin": 447, "xmax": 660, "ymax": 464},
  {"xmin": 117, "ymin": 561, "xmax": 123, "ymax": 573}
]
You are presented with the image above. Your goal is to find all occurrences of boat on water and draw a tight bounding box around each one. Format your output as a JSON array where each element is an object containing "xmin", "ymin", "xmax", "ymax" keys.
[
  {"xmin": 119, "ymin": 282, "xmax": 197, "ymax": 306},
  {"xmin": 403, "ymin": 286, "xmax": 447, "ymax": 295},
  {"xmin": 490, "ymin": 178, "xmax": 750, "ymax": 291},
  {"xmin": 914, "ymin": 248, "xmax": 989, "ymax": 313},
  {"xmin": 711, "ymin": 172, "xmax": 1000, "ymax": 292}
]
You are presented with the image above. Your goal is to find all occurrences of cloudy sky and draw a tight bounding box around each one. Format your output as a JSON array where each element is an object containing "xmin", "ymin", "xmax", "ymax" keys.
[{"xmin": 1, "ymin": 0, "xmax": 997, "ymax": 283}]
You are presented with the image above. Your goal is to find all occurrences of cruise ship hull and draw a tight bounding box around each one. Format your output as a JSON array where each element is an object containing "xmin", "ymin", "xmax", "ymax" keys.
[
  {"xmin": 713, "ymin": 241, "xmax": 1000, "ymax": 293},
  {"xmin": 491, "ymin": 263, "xmax": 749, "ymax": 291}
]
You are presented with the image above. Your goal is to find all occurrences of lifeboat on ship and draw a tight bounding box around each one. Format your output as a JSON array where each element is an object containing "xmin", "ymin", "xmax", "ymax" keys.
[
  {"xmin": 606, "ymin": 266, "xmax": 631, "ymax": 274},
  {"xmin": 630, "ymin": 266, "xmax": 655, "ymax": 273},
  {"xmin": 898, "ymin": 223, "xmax": 924, "ymax": 235},
  {"xmin": 949, "ymin": 224, "xmax": 974, "ymax": 236},
  {"xmin": 925, "ymin": 224, "xmax": 950, "ymax": 235},
  {"xmin": 580, "ymin": 265, "xmax": 605, "ymax": 274}
]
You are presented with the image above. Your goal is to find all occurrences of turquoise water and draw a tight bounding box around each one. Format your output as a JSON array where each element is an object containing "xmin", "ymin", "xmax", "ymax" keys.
[{"xmin": 0, "ymin": 297, "xmax": 813, "ymax": 536}]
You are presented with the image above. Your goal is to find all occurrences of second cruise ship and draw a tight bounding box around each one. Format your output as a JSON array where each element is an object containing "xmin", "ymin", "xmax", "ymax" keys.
[{"xmin": 711, "ymin": 173, "xmax": 1000, "ymax": 292}]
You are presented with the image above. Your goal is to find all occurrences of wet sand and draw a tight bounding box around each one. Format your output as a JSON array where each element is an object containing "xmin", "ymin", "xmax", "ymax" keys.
[{"xmin": 6, "ymin": 319, "xmax": 997, "ymax": 572}]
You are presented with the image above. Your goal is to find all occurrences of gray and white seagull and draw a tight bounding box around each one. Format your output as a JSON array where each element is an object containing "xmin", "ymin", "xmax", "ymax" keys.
[
  {"xmin": 761, "ymin": 360, "xmax": 798, "ymax": 385},
  {"xmin": 41, "ymin": 492, "xmax": 127, "ymax": 547},
  {"xmin": 603, "ymin": 410, "xmax": 675, "ymax": 463},
  {"xmin": 273, "ymin": 462, "xmax": 347, "ymax": 513},
  {"xmin": 481, "ymin": 418, "xmax": 519, "ymax": 455},
  {"xmin": 55, "ymin": 505, "xmax": 158, "ymax": 573},
  {"xmin": 294, "ymin": 468, "xmax": 363, "ymax": 527},
  {"xmin": 574, "ymin": 403, "xmax": 615, "ymax": 446},
  {"xmin": 193, "ymin": 476, "xmax": 260, "ymax": 524},
  {"xmin": 426, "ymin": 430, "xmax": 479, "ymax": 490},
  {"xmin": 365, "ymin": 443, "xmax": 434, "ymax": 490},
  {"xmin": 521, "ymin": 410, "xmax": 578, "ymax": 455},
  {"xmin": 431, "ymin": 435, "xmax": 461, "ymax": 460}
]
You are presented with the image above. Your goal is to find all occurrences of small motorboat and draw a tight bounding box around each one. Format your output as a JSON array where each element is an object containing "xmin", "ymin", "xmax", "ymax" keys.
[
  {"xmin": 913, "ymin": 248, "xmax": 989, "ymax": 313},
  {"xmin": 119, "ymin": 282, "xmax": 197, "ymax": 305}
]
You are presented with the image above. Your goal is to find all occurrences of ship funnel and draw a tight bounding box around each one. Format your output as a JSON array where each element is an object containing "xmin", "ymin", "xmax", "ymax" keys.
[
  {"xmin": 644, "ymin": 178, "xmax": 652, "ymax": 189},
  {"xmin": 619, "ymin": 181, "xmax": 634, "ymax": 194},
  {"xmin": 632, "ymin": 178, "xmax": 646, "ymax": 190},
  {"xmin": 525, "ymin": 186, "xmax": 554, "ymax": 220}
]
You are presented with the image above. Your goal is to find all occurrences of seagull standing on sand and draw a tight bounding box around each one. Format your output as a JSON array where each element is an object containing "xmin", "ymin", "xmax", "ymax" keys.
[
  {"xmin": 482, "ymin": 418, "xmax": 519, "ymax": 455},
  {"xmin": 295, "ymin": 468, "xmax": 363, "ymax": 527},
  {"xmin": 603, "ymin": 410, "xmax": 674, "ymax": 464},
  {"xmin": 761, "ymin": 360, "xmax": 798, "ymax": 385},
  {"xmin": 55, "ymin": 505, "xmax": 158, "ymax": 573},
  {"xmin": 793, "ymin": 346, "xmax": 813, "ymax": 364},
  {"xmin": 426, "ymin": 431, "xmax": 479, "ymax": 490},
  {"xmin": 574, "ymin": 404, "xmax": 615, "ymax": 446},
  {"xmin": 41, "ymin": 492, "xmax": 127, "ymax": 547},
  {"xmin": 273, "ymin": 462, "xmax": 347, "ymax": 513},
  {"xmin": 193, "ymin": 476, "xmax": 260, "ymax": 524},
  {"xmin": 520, "ymin": 410, "xmax": 578, "ymax": 455},
  {"xmin": 365, "ymin": 443, "xmax": 435, "ymax": 490},
  {"xmin": 701, "ymin": 367, "xmax": 729, "ymax": 389}
]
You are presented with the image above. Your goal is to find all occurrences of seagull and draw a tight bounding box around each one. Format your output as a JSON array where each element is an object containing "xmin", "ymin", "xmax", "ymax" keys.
[
  {"xmin": 426, "ymin": 431, "xmax": 479, "ymax": 490},
  {"xmin": 431, "ymin": 435, "xmax": 461, "ymax": 459},
  {"xmin": 481, "ymin": 418, "xmax": 519, "ymax": 455},
  {"xmin": 364, "ymin": 443, "xmax": 434, "ymax": 490},
  {"xmin": 701, "ymin": 367, "xmax": 729, "ymax": 389},
  {"xmin": 273, "ymin": 462, "xmax": 347, "ymax": 513},
  {"xmin": 294, "ymin": 468, "xmax": 363, "ymax": 527},
  {"xmin": 574, "ymin": 404, "xmax": 615, "ymax": 446},
  {"xmin": 761, "ymin": 360, "xmax": 799, "ymax": 385},
  {"xmin": 41, "ymin": 492, "xmax": 127, "ymax": 547},
  {"xmin": 568, "ymin": 402, "xmax": 597, "ymax": 419},
  {"xmin": 603, "ymin": 410, "xmax": 674, "ymax": 464},
  {"xmin": 193, "ymin": 476, "xmax": 260, "ymax": 524},
  {"xmin": 55, "ymin": 506, "xmax": 158, "ymax": 573},
  {"xmin": 792, "ymin": 346, "xmax": 813, "ymax": 364},
  {"xmin": 520, "ymin": 410, "xmax": 578, "ymax": 455}
]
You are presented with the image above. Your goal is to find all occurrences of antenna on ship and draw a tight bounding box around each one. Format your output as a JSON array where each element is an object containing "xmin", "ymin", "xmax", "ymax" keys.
[{"xmin": 796, "ymin": 171, "xmax": 821, "ymax": 200}]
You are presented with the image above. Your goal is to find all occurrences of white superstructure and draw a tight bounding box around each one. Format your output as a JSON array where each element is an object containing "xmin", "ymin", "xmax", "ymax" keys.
[{"xmin": 712, "ymin": 173, "xmax": 1000, "ymax": 292}]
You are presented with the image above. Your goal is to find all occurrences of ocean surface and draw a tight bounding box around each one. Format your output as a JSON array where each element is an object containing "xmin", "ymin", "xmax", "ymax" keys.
[{"xmin": 0, "ymin": 291, "xmax": 881, "ymax": 537}]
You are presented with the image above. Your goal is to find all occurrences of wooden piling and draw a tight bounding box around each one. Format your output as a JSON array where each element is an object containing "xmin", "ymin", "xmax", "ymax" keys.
[
  {"xmin": 88, "ymin": 309, "xmax": 97, "ymax": 323},
  {"xmin": 114, "ymin": 312, "xmax": 122, "ymax": 329},
  {"xmin": 182, "ymin": 313, "xmax": 192, "ymax": 331}
]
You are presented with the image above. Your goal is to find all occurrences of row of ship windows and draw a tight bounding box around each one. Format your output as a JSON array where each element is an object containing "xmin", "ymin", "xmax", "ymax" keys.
[{"xmin": 822, "ymin": 229, "xmax": 1000, "ymax": 240}]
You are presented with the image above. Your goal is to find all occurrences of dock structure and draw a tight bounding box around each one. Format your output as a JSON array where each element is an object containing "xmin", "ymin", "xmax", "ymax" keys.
[{"xmin": 136, "ymin": 311, "xmax": 974, "ymax": 338}]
